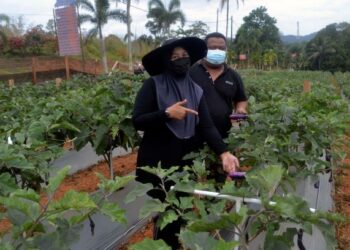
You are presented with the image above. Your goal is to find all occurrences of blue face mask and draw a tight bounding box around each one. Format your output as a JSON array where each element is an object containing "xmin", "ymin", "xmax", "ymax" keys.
[{"xmin": 206, "ymin": 49, "xmax": 227, "ymax": 65}]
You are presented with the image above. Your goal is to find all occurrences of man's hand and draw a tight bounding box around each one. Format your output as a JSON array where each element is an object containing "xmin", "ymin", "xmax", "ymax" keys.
[
  {"xmin": 235, "ymin": 101, "xmax": 248, "ymax": 114},
  {"xmin": 236, "ymin": 107, "xmax": 247, "ymax": 114},
  {"xmin": 220, "ymin": 151, "xmax": 239, "ymax": 174},
  {"xmin": 166, "ymin": 99, "xmax": 198, "ymax": 120}
]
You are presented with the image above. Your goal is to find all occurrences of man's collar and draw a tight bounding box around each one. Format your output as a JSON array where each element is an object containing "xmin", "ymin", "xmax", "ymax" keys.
[{"xmin": 199, "ymin": 59, "xmax": 228, "ymax": 72}]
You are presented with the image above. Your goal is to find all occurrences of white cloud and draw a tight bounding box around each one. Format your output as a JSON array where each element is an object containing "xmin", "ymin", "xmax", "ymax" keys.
[{"xmin": 1, "ymin": 0, "xmax": 349, "ymax": 38}]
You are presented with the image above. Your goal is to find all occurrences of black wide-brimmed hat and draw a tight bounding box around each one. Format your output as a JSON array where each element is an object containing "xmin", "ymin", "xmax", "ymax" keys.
[{"xmin": 142, "ymin": 37, "xmax": 207, "ymax": 76}]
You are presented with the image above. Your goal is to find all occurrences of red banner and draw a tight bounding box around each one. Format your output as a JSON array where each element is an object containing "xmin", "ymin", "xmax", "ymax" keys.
[{"xmin": 239, "ymin": 54, "xmax": 247, "ymax": 61}]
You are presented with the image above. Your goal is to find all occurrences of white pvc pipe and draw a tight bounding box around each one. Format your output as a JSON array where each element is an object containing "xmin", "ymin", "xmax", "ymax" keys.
[
  {"xmin": 171, "ymin": 187, "xmax": 316, "ymax": 213},
  {"xmin": 234, "ymin": 199, "xmax": 241, "ymax": 250},
  {"xmin": 7, "ymin": 136, "xmax": 13, "ymax": 145},
  {"xmin": 171, "ymin": 187, "xmax": 317, "ymax": 249},
  {"xmin": 108, "ymin": 60, "xmax": 119, "ymax": 76}
]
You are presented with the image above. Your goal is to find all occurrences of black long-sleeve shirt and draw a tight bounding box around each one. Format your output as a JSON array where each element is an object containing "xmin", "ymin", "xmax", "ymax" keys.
[{"xmin": 132, "ymin": 77, "xmax": 227, "ymax": 183}]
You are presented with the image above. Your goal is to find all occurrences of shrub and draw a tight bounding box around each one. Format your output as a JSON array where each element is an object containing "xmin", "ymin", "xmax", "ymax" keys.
[
  {"xmin": 24, "ymin": 27, "xmax": 47, "ymax": 55},
  {"xmin": 8, "ymin": 36, "xmax": 25, "ymax": 54}
]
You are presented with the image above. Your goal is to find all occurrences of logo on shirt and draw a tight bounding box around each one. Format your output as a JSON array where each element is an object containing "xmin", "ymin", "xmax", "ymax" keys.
[{"xmin": 225, "ymin": 80, "xmax": 234, "ymax": 86}]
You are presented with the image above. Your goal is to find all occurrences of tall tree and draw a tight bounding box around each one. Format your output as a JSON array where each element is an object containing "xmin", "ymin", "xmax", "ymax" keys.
[
  {"xmin": 46, "ymin": 19, "xmax": 55, "ymax": 34},
  {"xmin": 0, "ymin": 14, "xmax": 10, "ymax": 26},
  {"xmin": 307, "ymin": 36, "xmax": 336, "ymax": 70},
  {"xmin": 0, "ymin": 30, "xmax": 7, "ymax": 47},
  {"xmin": 126, "ymin": 0, "xmax": 134, "ymax": 71},
  {"xmin": 112, "ymin": 0, "xmax": 138, "ymax": 71},
  {"xmin": 146, "ymin": 0, "xmax": 186, "ymax": 37},
  {"xmin": 235, "ymin": 6, "xmax": 281, "ymax": 64},
  {"xmin": 0, "ymin": 14, "xmax": 10, "ymax": 44},
  {"xmin": 9, "ymin": 16, "xmax": 26, "ymax": 36},
  {"xmin": 173, "ymin": 21, "xmax": 209, "ymax": 38},
  {"xmin": 306, "ymin": 22, "xmax": 350, "ymax": 71},
  {"xmin": 263, "ymin": 49, "xmax": 278, "ymax": 70},
  {"xmin": 79, "ymin": 0, "xmax": 127, "ymax": 73}
]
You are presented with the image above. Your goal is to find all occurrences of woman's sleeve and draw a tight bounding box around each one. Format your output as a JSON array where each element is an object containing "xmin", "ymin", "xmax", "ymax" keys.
[
  {"xmin": 197, "ymin": 97, "xmax": 228, "ymax": 155},
  {"xmin": 132, "ymin": 78, "xmax": 169, "ymax": 131}
]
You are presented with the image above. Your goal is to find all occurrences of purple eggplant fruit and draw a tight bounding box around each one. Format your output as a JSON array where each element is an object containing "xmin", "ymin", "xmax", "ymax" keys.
[
  {"xmin": 230, "ymin": 113, "xmax": 248, "ymax": 121},
  {"xmin": 229, "ymin": 171, "xmax": 246, "ymax": 179}
]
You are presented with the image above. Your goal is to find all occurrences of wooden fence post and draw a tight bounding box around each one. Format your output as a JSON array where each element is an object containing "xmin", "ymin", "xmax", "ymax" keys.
[
  {"xmin": 65, "ymin": 56, "xmax": 70, "ymax": 80},
  {"xmin": 303, "ymin": 80, "xmax": 311, "ymax": 93},
  {"xmin": 8, "ymin": 79, "xmax": 14, "ymax": 90},
  {"xmin": 32, "ymin": 57, "xmax": 37, "ymax": 84},
  {"xmin": 63, "ymin": 137, "xmax": 74, "ymax": 151},
  {"xmin": 55, "ymin": 78, "xmax": 62, "ymax": 88}
]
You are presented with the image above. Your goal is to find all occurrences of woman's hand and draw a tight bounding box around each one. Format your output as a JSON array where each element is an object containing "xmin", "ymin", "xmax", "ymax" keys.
[
  {"xmin": 166, "ymin": 99, "xmax": 198, "ymax": 120},
  {"xmin": 220, "ymin": 151, "xmax": 239, "ymax": 174}
]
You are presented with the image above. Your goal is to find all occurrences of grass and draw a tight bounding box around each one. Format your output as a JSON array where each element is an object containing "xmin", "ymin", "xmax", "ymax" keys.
[{"xmin": 0, "ymin": 67, "xmax": 31, "ymax": 75}]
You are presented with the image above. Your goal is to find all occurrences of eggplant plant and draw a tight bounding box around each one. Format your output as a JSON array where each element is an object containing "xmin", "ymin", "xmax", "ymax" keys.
[
  {"xmin": 128, "ymin": 163, "xmax": 342, "ymax": 250},
  {"xmin": 0, "ymin": 166, "xmax": 133, "ymax": 250},
  {"xmin": 129, "ymin": 70, "xmax": 350, "ymax": 249},
  {"xmin": 71, "ymin": 73, "xmax": 142, "ymax": 179},
  {"xmin": 0, "ymin": 73, "xmax": 144, "ymax": 191}
]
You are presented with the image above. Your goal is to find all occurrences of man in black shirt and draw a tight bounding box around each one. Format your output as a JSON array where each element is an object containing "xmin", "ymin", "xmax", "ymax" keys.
[{"xmin": 190, "ymin": 32, "xmax": 248, "ymax": 139}]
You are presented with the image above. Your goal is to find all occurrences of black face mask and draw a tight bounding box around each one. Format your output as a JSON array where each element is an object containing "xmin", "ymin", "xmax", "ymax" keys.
[{"xmin": 167, "ymin": 57, "xmax": 191, "ymax": 76}]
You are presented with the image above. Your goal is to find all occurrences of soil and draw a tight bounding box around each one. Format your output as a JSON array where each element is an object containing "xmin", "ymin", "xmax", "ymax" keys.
[
  {"xmin": 114, "ymin": 150, "xmax": 350, "ymax": 250},
  {"xmin": 41, "ymin": 152, "xmax": 137, "ymax": 202},
  {"xmin": 335, "ymin": 144, "xmax": 350, "ymax": 250},
  {"xmin": 1, "ymin": 141, "xmax": 350, "ymax": 249},
  {"xmin": 117, "ymin": 221, "xmax": 154, "ymax": 250},
  {"xmin": 0, "ymin": 219, "xmax": 12, "ymax": 236},
  {"xmin": 0, "ymin": 152, "xmax": 137, "ymax": 235}
]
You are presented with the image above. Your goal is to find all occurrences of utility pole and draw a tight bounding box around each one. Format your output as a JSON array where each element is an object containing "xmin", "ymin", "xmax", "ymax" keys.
[
  {"xmin": 127, "ymin": 0, "xmax": 132, "ymax": 72},
  {"xmin": 225, "ymin": 1, "xmax": 229, "ymax": 38},
  {"xmin": 52, "ymin": 9, "xmax": 59, "ymax": 56},
  {"xmin": 297, "ymin": 21, "xmax": 300, "ymax": 40},
  {"xmin": 216, "ymin": 8, "xmax": 219, "ymax": 32},
  {"xmin": 230, "ymin": 16, "xmax": 233, "ymax": 43}
]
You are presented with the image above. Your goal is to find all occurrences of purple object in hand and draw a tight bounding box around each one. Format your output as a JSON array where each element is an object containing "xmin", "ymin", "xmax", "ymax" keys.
[
  {"xmin": 230, "ymin": 113, "xmax": 248, "ymax": 121},
  {"xmin": 229, "ymin": 171, "xmax": 246, "ymax": 179}
]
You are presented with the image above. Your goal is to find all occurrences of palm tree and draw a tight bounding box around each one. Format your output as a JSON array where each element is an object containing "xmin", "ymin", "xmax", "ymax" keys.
[
  {"xmin": 236, "ymin": 27, "xmax": 261, "ymax": 66},
  {"xmin": 308, "ymin": 37, "xmax": 336, "ymax": 70},
  {"xmin": 79, "ymin": 0, "xmax": 127, "ymax": 73},
  {"xmin": 263, "ymin": 49, "xmax": 277, "ymax": 70},
  {"xmin": 75, "ymin": 1, "xmax": 87, "ymax": 64},
  {"xmin": 124, "ymin": 0, "xmax": 139, "ymax": 71},
  {"xmin": 219, "ymin": 0, "xmax": 244, "ymax": 37},
  {"xmin": 0, "ymin": 14, "xmax": 10, "ymax": 26},
  {"xmin": 112, "ymin": 0, "xmax": 138, "ymax": 72},
  {"xmin": 126, "ymin": 0, "xmax": 139, "ymax": 71},
  {"xmin": 0, "ymin": 14, "xmax": 10, "ymax": 45},
  {"xmin": 146, "ymin": 0, "xmax": 186, "ymax": 37},
  {"xmin": 0, "ymin": 30, "xmax": 6, "ymax": 44}
]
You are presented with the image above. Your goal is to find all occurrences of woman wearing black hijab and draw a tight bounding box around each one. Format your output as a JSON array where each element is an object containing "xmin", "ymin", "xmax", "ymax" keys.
[{"xmin": 132, "ymin": 37, "xmax": 239, "ymax": 248}]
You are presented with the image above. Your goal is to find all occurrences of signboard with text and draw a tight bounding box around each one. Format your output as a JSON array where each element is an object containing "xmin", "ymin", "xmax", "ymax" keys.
[
  {"xmin": 55, "ymin": 0, "xmax": 76, "ymax": 7},
  {"xmin": 54, "ymin": 2, "xmax": 81, "ymax": 56}
]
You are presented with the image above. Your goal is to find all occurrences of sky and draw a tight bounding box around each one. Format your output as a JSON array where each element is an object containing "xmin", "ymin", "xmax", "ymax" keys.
[{"xmin": 1, "ymin": 0, "xmax": 349, "ymax": 38}]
